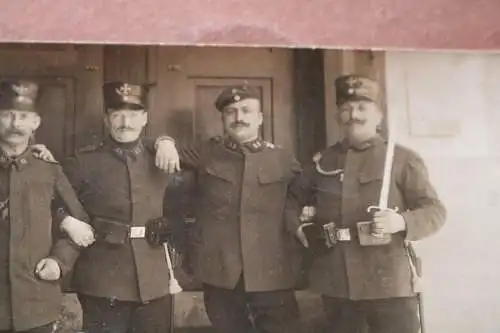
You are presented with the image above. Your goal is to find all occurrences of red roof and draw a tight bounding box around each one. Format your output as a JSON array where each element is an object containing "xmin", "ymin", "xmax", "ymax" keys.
[{"xmin": 0, "ymin": 0, "xmax": 499, "ymax": 50}]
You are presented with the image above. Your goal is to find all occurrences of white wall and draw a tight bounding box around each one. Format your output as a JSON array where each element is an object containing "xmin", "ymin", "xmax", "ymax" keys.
[{"xmin": 385, "ymin": 51, "xmax": 500, "ymax": 333}]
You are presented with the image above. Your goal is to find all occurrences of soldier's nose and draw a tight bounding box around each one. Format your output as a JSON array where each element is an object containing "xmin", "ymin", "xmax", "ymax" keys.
[
  {"xmin": 349, "ymin": 110, "xmax": 358, "ymax": 119},
  {"xmin": 236, "ymin": 109, "xmax": 248, "ymax": 121},
  {"xmin": 121, "ymin": 116, "xmax": 131, "ymax": 127}
]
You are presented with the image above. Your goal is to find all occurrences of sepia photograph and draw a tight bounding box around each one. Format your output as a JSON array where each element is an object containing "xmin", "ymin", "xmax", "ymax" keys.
[{"xmin": 0, "ymin": 1, "xmax": 499, "ymax": 333}]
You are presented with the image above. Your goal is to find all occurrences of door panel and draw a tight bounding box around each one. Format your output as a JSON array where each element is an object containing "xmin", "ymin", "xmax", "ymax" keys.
[{"xmin": 36, "ymin": 78, "xmax": 76, "ymax": 160}]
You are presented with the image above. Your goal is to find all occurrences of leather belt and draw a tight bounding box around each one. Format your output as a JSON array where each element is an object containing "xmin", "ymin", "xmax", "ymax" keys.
[{"xmin": 93, "ymin": 216, "xmax": 148, "ymax": 245}]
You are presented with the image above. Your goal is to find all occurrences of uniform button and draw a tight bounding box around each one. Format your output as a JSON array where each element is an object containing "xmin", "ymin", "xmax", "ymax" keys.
[{"xmin": 20, "ymin": 159, "xmax": 27, "ymax": 164}]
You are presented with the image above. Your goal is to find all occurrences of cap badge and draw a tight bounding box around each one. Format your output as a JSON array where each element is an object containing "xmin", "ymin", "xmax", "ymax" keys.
[
  {"xmin": 12, "ymin": 84, "xmax": 33, "ymax": 105},
  {"xmin": 233, "ymin": 94, "xmax": 241, "ymax": 102},
  {"xmin": 116, "ymin": 84, "xmax": 136, "ymax": 104},
  {"xmin": 346, "ymin": 76, "xmax": 361, "ymax": 96},
  {"xmin": 346, "ymin": 76, "xmax": 359, "ymax": 87}
]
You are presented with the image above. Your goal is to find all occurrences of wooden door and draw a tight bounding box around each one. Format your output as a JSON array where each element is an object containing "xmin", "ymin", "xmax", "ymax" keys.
[{"xmin": 147, "ymin": 46, "xmax": 294, "ymax": 332}]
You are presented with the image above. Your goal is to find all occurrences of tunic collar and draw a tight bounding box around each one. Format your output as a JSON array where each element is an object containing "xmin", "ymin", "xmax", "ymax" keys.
[
  {"xmin": 0, "ymin": 146, "xmax": 32, "ymax": 171},
  {"xmin": 104, "ymin": 137, "xmax": 144, "ymax": 161},
  {"xmin": 224, "ymin": 136, "xmax": 266, "ymax": 153}
]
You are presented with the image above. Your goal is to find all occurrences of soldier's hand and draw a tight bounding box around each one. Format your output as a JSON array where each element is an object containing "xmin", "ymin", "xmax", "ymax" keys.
[
  {"xmin": 372, "ymin": 210, "xmax": 406, "ymax": 235},
  {"xmin": 155, "ymin": 137, "xmax": 181, "ymax": 173},
  {"xmin": 35, "ymin": 258, "xmax": 61, "ymax": 281},
  {"xmin": 31, "ymin": 144, "xmax": 57, "ymax": 163},
  {"xmin": 296, "ymin": 223, "xmax": 314, "ymax": 248},
  {"xmin": 300, "ymin": 206, "xmax": 316, "ymax": 222},
  {"xmin": 61, "ymin": 216, "xmax": 96, "ymax": 247}
]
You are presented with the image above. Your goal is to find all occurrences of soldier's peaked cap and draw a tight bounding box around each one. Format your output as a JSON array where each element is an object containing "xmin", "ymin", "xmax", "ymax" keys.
[
  {"xmin": 335, "ymin": 75, "xmax": 380, "ymax": 106},
  {"xmin": 0, "ymin": 79, "xmax": 40, "ymax": 112},
  {"xmin": 214, "ymin": 85, "xmax": 260, "ymax": 111},
  {"xmin": 103, "ymin": 81, "xmax": 149, "ymax": 112}
]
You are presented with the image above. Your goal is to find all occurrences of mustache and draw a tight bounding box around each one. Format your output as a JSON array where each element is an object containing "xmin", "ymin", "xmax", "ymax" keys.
[
  {"xmin": 230, "ymin": 122, "xmax": 250, "ymax": 128},
  {"xmin": 346, "ymin": 119, "xmax": 366, "ymax": 126},
  {"xmin": 5, "ymin": 129, "xmax": 27, "ymax": 136}
]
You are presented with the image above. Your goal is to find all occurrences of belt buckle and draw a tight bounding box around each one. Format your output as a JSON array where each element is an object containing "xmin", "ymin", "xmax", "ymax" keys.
[
  {"xmin": 335, "ymin": 228, "xmax": 351, "ymax": 241},
  {"xmin": 129, "ymin": 226, "xmax": 146, "ymax": 239}
]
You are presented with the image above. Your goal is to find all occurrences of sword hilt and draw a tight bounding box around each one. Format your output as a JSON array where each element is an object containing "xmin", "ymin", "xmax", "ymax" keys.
[
  {"xmin": 366, "ymin": 205, "xmax": 399, "ymax": 237},
  {"xmin": 366, "ymin": 205, "xmax": 399, "ymax": 214}
]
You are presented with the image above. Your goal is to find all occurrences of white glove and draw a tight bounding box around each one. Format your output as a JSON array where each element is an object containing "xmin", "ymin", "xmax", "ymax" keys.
[
  {"xmin": 31, "ymin": 144, "xmax": 57, "ymax": 163},
  {"xmin": 36, "ymin": 258, "xmax": 61, "ymax": 281},
  {"xmin": 155, "ymin": 137, "xmax": 181, "ymax": 173},
  {"xmin": 300, "ymin": 206, "xmax": 316, "ymax": 222},
  {"xmin": 61, "ymin": 216, "xmax": 95, "ymax": 247},
  {"xmin": 296, "ymin": 223, "xmax": 314, "ymax": 248},
  {"xmin": 372, "ymin": 209, "xmax": 407, "ymax": 235},
  {"xmin": 296, "ymin": 206, "xmax": 317, "ymax": 248}
]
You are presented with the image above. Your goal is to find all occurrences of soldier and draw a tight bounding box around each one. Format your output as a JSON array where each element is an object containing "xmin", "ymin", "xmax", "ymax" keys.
[
  {"xmin": 292, "ymin": 75, "xmax": 447, "ymax": 333},
  {"xmin": 0, "ymin": 80, "xmax": 90, "ymax": 333},
  {"xmin": 153, "ymin": 85, "xmax": 304, "ymax": 333},
  {"xmin": 60, "ymin": 82, "xmax": 187, "ymax": 333}
]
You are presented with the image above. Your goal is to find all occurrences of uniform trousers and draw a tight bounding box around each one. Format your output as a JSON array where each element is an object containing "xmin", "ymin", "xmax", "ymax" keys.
[
  {"xmin": 203, "ymin": 276, "xmax": 301, "ymax": 333},
  {"xmin": 321, "ymin": 296, "xmax": 419, "ymax": 333},
  {"xmin": 0, "ymin": 322, "xmax": 56, "ymax": 333},
  {"xmin": 78, "ymin": 294, "xmax": 172, "ymax": 333}
]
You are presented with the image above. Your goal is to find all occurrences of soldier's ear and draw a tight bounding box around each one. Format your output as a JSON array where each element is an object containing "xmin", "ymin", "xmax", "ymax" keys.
[
  {"xmin": 374, "ymin": 105, "xmax": 384, "ymax": 126},
  {"xmin": 32, "ymin": 114, "xmax": 41, "ymax": 131},
  {"xmin": 335, "ymin": 110, "xmax": 343, "ymax": 124},
  {"xmin": 140, "ymin": 110, "xmax": 148, "ymax": 127},
  {"xmin": 103, "ymin": 114, "xmax": 111, "ymax": 128}
]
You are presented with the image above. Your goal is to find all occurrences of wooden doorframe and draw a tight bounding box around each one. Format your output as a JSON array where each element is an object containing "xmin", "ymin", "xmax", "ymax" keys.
[{"xmin": 292, "ymin": 49, "xmax": 327, "ymax": 163}]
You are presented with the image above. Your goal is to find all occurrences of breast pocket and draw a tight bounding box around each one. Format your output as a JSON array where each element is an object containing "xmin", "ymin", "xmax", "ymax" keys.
[
  {"xmin": 200, "ymin": 165, "xmax": 237, "ymax": 205},
  {"xmin": 358, "ymin": 172, "xmax": 383, "ymax": 206},
  {"xmin": 313, "ymin": 175, "xmax": 342, "ymax": 219},
  {"xmin": 257, "ymin": 168, "xmax": 288, "ymax": 210}
]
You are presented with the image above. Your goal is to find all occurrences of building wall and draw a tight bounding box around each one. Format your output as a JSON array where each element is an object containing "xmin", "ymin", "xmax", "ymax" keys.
[{"xmin": 385, "ymin": 51, "xmax": 500, "ymax": 333}]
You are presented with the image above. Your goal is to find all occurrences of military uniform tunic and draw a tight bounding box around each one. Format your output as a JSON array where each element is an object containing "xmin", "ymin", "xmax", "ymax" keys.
[
  {"xmin": 0, "ymin": 148, "xmax": 88, "ymax": 331},
  {"xmin": 62, "ymin": 138, "xmax": 183, "ymax": 302},
  {"xmin": 292, "ymin": 135, "xmax": 447, "ymax": 300},
  {"xmin": 179, "ymin": 137, "xmax": 303, "ymax": 292}
]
